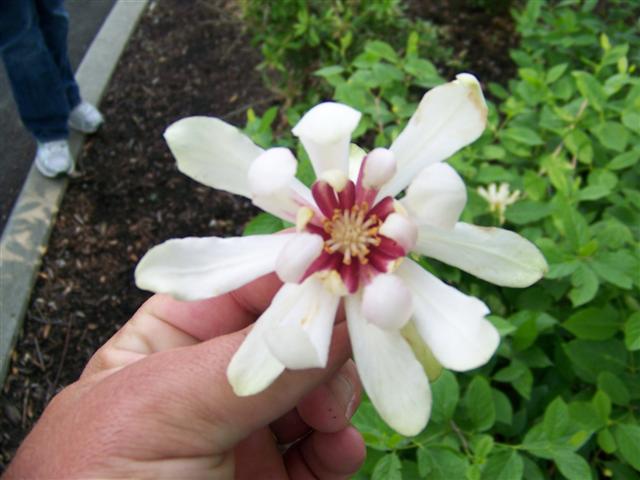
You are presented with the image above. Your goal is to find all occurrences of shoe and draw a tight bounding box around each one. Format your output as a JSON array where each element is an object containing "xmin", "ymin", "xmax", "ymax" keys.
[
  {"xmin": 68, "ymin": 101, "xmax": 104, "ymax": 133},
  {"xmin": 35, "ymin": 140, "xmax": 73, "ymax": 178}
]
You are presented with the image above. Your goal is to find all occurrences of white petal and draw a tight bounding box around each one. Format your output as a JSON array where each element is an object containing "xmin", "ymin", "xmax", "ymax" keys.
[
  {"xmin": 346, "ymin": 294, "xmax": 431, "ymax": 436},
  {"xmin": 228, "ymin": 285, "xmax": 308, "ymax": 396},
  {"xmin": 275, "ymin": 233, "xmax": 325, "ymax": 283},
  {"xmin": 263, "ymin": 277, "xmax": 340, "ymax": 369},
  {"xmin": 292, "ymin": 102, "xmax": 361, "ymax": 178},
  {"xmin": 135, "ymin": 234, "xmax": 294, "ymax": 301},
  {"xmin": 362, "ymin": 148, "xmax": 396, "ymax": 189},
  {"xmin": 401, "ymin": 163, "xmax": 467, "ymax": 229},
  {"xmin": 414, "ymin": 222, "xmax": 548, "ymax": 287},
  {"xmin": 381, "ymin": 73, "xmax": 487, "ymax": 197},
  {"xmin": 379, "ymin": 213, "xmax": 418, "ymax": 252},
  {"xmin": 397, "ymin": 260, "xmax": 499, "ymax": 371},
  {"xmin": 348, "ymin": 144, "xmax": 367, "ymax": 182},
  {"xmin": 248, "ymin": 148, "xmax": 315, "ymax": 223},
  {"xmin": 164, "ymin": 116, "xmax": 263, "ymax": 197},
  {"xmin": 362, "ymin": 274, "xmax": 412, "ymax": 330}
]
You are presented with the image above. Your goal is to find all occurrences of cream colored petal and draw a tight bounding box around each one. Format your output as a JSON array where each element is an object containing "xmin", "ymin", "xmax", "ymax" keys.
[
  {"xmin": 248, "ymin": 148, "xmax": 315, "ymax": 223},
  {"xmin": 346, "ymin": 294, "xmax": 431, "ymax": 436},
  {"xmin": 164, "ymin": 116, "xmax": 263, "ymax": 197},
  {"xmin": 135, "ymin": 234, "xmax": 294, "ymax": 301},
  {"xmin": 292, "ymin": 102, "xmax": 361, "ymax": 178},
  {"xmin": 397, "ymin": 260, "xmax": 499, "ymax": 371},
  {"xmin": 263, "ymin": 276, "xmax": 340, "ymax": 369},
  {"xmin": 381, "ymin": 73, "xmax": 487, "ymax": 197},
  {"xmin": 414, "ymin": 222, "xmax": 548, "ymax": 287},
  {"xmin": 401, "ymin": 163, "xmax": 467, "ymax": 229}
]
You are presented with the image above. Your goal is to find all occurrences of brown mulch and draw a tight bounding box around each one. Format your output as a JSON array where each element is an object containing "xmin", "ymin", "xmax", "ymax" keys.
[
  {"xmin": 0, "ymin": 0, "xmax": 517, "ymax": 471},
  {"xmin": 0, "ymin": 0, "xmax": 266, "ymax": 469}
]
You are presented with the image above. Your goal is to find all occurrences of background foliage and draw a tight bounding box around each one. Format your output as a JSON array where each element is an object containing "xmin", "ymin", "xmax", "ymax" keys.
[{"xmin": 242, "ymin": 0, "xmax": 640, "ymax": 478}]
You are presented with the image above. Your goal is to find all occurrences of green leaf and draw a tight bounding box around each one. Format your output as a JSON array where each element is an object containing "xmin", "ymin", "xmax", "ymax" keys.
[
  {"xmin": 591, "ymin": 390, "xmax": 611, "ymax": 422},
  {"xmin": 500, "ymin": 126, "xmax": 545, "ymax": 146},
  {"xmin": 624, "ymin": 312, "xmax": 640, "ymax": 351},
  {"xmin": 597, "ymin": 428, "xmax": 617, "ymax": 454},
  {"xmin": 314, "ymin": 65, "xmax": 344, "ymax": 77},
  {"xmin": 590, "ymin": 257, "xmax": 633, "ymax": 289},
  {"xmin": 243, "ymin": 212, "xmax": 285, "ymax": 235},
  {"xmin": 572, "ymin": 71, "xmax": 606, "ymax": 112},
  {"xmin": 364, "ymin": 40, "xmax": 399, "ymax": 63},
  {"xmin": 482, "ymin": 450, "xmax": 524, "ymax": 480},
  {"xmin": 430, "ymin": 370, "xmax": 459, "ymax": 422},
  {"xmin": 578, "ymin": 185, "xmax": 610, "ymax": 201},
  {"xmin": 493, "ymin": 389, "xmax": 513, "ymax": 425},
  {"xmin": 465, "ymin": 376, "xmax": 496, "ymax": 432},
  {"xmin": 568, "ymin": 265, "xmax": 599, "ymax": 307},
  {"xmin": 597, "ymin": 372, "xmax": 630, "ymax": 406},
  {"xmin": 504, "ymin": 200, "xmax": 554, "ymax": 224},
  {"xmin": 418, "ymin": 447, "xmax": 469, "ymax": 480},
  {"xmin": 563, "ymin": 339, "xmax": 628, "ymax": 383},
  {"xmin": 372, "ymin": 452, "xmax": 402, "ymax": 480},
  {"xmin": 562, "ymin": 307, "xmax": 619, "ymax": 340},
  {"xmin": 553, "ymin": 450, "xmax": 592, "ymax": 480},
  {"xmin": 591, "ymin": 122, "xmax": 630, "ymax": 153},
  {"xmin": 352, "ymin": 401, "xmax": 403, "ymax": 451},
  {"xmin": 607, "ymin": 150, "xmax": 640, "ymax": 170},
  {"xmin": 614, "ymin": 424, "xmax": 640, "ymax": 471},
  {"xmin": 544, "ymin": 397, "xmax": 570, "ymax": 440},
  {"xmin": 546, "ymin": 63, "xmax": 568, "ymax": 83}
]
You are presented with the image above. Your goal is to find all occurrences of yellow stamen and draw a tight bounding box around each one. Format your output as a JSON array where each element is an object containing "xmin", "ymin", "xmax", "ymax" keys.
[{"xmin": 323, "ymin": 202, "xmax": 382, "ymax": 265}]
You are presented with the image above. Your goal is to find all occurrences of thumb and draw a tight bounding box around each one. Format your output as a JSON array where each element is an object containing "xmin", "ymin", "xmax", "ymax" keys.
[{"xmin": 126, "ymin": 321, "xmax": 352, "ymax": 453}]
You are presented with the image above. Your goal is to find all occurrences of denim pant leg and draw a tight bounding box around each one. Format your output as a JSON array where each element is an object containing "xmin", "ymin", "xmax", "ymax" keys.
[
  {"xmin": 35, "ymin": 0, "xmax": 81, "ymax": 109},
  {"xmin": 0, "ymin": 0, "xmax": 71, "ymax": 141}
]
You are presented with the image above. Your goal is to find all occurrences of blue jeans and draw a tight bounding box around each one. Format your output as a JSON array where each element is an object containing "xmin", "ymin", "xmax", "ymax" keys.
[{"xmin": 0, "ymin": 0, "xmax": 81, "ymax": 142}]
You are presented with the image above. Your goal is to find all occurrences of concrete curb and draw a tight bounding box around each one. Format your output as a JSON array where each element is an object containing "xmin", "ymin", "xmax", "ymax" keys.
[{"xmin": 0, "ymin": 0, "xmax": 148, "ymax": 382}]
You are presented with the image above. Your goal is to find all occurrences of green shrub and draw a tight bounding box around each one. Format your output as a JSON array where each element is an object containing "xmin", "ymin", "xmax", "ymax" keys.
[{"xmin": 243, "ymin": 1, "xmax": 640, "ymax": 477}]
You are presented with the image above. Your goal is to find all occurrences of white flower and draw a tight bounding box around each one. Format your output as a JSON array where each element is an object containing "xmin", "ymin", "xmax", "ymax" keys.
[
  {"xmin": 477, "ymin": 182, "xmax": 521, "ymax": 225},
  {"xmin": 135, "ymin": 73, "xmax": 548, "ymax": 436}
]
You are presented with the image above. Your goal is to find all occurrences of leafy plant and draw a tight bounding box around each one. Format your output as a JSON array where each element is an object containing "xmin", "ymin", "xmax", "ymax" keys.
[{"xmin": 242, "ymin": 0, "xmax": 640, "ymax": 477}]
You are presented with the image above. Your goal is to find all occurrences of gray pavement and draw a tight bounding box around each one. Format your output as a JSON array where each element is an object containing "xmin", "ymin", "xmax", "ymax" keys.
[{"xmin": 0, "ymin": 0, "xmax": 117, "ymax": 233}]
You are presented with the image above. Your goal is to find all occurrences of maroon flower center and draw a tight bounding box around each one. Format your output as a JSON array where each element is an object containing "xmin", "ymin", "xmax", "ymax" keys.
[{"xmin": 302, "ymin": 179, "xmax": 406, "ymax": 293}]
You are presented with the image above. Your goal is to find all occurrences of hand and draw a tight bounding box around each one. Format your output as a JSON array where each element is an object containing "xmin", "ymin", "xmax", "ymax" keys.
[{"xmin": 5, "ymin": 274, "xmax": 365, "ymax": 479}]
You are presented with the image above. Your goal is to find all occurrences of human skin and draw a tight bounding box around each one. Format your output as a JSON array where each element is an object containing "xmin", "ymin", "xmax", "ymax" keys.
[{"xmin": 4, "ymin": 273, "xmax": 365, "ymax": 479}]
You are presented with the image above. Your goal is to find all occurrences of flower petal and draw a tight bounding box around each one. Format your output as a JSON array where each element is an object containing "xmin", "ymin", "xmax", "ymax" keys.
[
  {"xmin": 414, "ymin": 222, "xmax": 548, "ymax": 287},
  {"xmin": 401, "ymin": 163, "xmax": 467, "ymax": 229},
  {"xmin": 379, "ymin": 213, "xmax": 418, "ymax": 253},
  {"xmin": 397, "ymin": 259, "xmax": 499, "ymax": 371},
  {"xmin": 292, "ymin": 102, "xmax": 361, "ymax": 178},
  {"xmin": 362, "ymin": 273, "xmax": 412, "ymax": 330},
  {"xmin": 135, "ymin": 234, "xmax": 294, "ymax": 301},
  {"xmin": 164, "ymin": 116, "xmax": 263, "ymax": 197},
  {"xmin": 228, "ymin": 285, "xmax": 308, "ymax": 396},
  {"xmin": 248, "ymin": 148, "xmax": 315, "ymax": 223},
  {"xmin": 346, "ymin": 294, "xmax": 431, "ymax": 436},
  {"xmin": 263, "ymin": 276, "xmax": 340, "ymax": 369},
  {"xmin": 275, "ymin": 233, "xmax": 325, "ymax": 283},
  {"xmin": 380, "ymin": 73, "xmax": 488, "ymax": 197}
]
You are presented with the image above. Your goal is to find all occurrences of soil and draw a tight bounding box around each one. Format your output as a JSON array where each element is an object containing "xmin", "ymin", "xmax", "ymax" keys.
[{"xmin": 0, "ymin": 0, "xmax": 516, "ymax": 471}]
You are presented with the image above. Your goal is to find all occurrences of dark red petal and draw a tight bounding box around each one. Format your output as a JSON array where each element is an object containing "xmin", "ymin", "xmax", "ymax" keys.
[
  {"xmin": 367, "ymin": 196, "xmax": 395, "ymax": 221},
  {"xmin": 338, "ymin": 180, "xmax": 356, "ymax": 210},
  {"xmin": 339, "ymin": 261, "xmax": 360, "ymax": 293},
  {"xmin": 368, "ymin": 250, "xmax": 393, "ymax": 273},
  {"xmin": 302, "ymin": 250, "xmax": 341, "ymax": 281},
  {"xmin": 377, "ymin": 236, "xmax": 406, "ymax": 258},
  {"xmin": 306, "ymin": 223, "xmax": 329, "ymax": 238},
  {"xmin": 312, "ymin": 181, "xmax": 339, "ymax": 219}
]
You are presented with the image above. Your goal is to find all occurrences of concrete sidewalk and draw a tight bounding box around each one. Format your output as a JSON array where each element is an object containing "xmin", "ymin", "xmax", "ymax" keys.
[
  {"xmin": 0, "ymin": 0, "xmax": 149, "ymax": 383},
  {"xmin": 0, "ymin": 0, "xmax": 117, "ymax": 233}
]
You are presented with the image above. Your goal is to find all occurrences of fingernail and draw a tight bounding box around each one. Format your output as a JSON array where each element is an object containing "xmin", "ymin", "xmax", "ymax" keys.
[{"xmin": 328, "ymin": 373, "xmax": 356, "ymax": 420}]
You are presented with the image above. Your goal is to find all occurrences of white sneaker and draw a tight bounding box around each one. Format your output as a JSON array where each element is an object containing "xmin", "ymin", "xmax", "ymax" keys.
[
  {"xmin": 68, "ymin": 101, "xmax": 104, "ymax": 133},
  {"xmin": 35, "ymin": 140, "xmax": 73, "ymax": 177}
]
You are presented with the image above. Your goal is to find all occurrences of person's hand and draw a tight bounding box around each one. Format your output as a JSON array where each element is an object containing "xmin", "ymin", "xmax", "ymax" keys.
[{"xmin": 5, "ymin": 273, "xmax": 365, "ymax": 479}]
